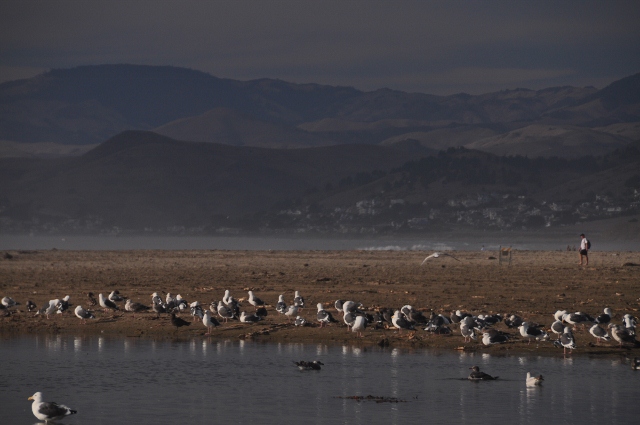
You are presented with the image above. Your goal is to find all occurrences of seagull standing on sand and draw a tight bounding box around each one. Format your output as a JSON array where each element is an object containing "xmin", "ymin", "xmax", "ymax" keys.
[
  {"xmin": 125, "ymin": 299, "xmax": 150, "ymax": 317},
  {"xmin": 526, "ymin": 372, "xmax": 544, "ymax": 387},
  {"xmin": 56, "ymin": 295, "xmax": 71, "ymax": 313},
  {"xmin": 551, "ymin": 320, "xmax": 565, "ymax": 339},
  {"xmin": 284, "ymin": 305, "xmax": 298, "ymax": 322},
  {"xmin": 589, "ymin": 324, "xmax": 611, "ymax": 345},
  {"xmin": 217, "ymin": 301, "xmax": 235, "ymax": 322},
  {"xmin": 108, "ymin": 290, "xmax": 124, "ymax": 303},
  {"xmin": 276, "ymin": 294, "xmax": 287, "ymax": 314},
  {"xmin": 316, "ymin": 303, "xmax": 338, "ymax": 327},
  {"xmin": 623, "ymin": 314, "xmax": 637, "ymax": 335},
  {"xmin": 342, "ymin": 300, "xmax": 363, "ymax": 315},
  {"xmin": 44, "ymin": 299, "xmax": 60, "ymax": 319},
  {"xmin": 202, "ymin": 310, "xmax": 220, "ymax": 335},
  {"xmin": 482, "ymin": 331, "xmax": 508, "ymax": 346},
  {"xmin": 343, "ymin": 311, "xmax": 357, "ymax": 331},
  {"xmin": 421, "ymin": 252, "xmax": 461, "ymax": 265},
  {"xmin": 294, "ymin": 291, "xmax": 305, "ymax": 309},
  {"xmin": 554, "ymin": 310, "xmax": 568, "ymax": 322},
  {"xmin": 151, "ymin": 292, "xmax": 163, "ymax": 306},
  {"xmin": 352, "ymin": 315, "xmax": 367, "ymax": 338},
  {"xmin": 554, "ymin": 327, "xmax": 576, "ymax": 355},
  {"xmin": 240, "ymin": 311, "xmax": 262, "ymax": 323},
  {"xmin": 460, "ymin": 323, "xmax": 477, "ymax": 342},
  {"xmin": 99, "ymin": 293, "xmax": 118, "ymax": 313},
  {"xmin": 391, "ymin": 310, "xmax": 414, "ymax": 334},
  {"xmin": 190, "ymin": 301, "xmax": 204, "ymax": 320},
  {"xmin": 166, "ymin": 293, "xmax": 176, "ymax": 309},
  {"xmin": 74, "ymin": 305, "xmax": 94, "ymax": 323},
  {"xmin": 609, "ymin": 324, "xmax": 640, "ymax": 347},
  {"xmin": 247, "ymin": 291, "xmax": 265, "ymax": 309},
  {"xmin": 2, "ymin": 296, "xmax": 18, "ymax": 308},
  {"xmin": 519, "ymin": 322, "xmax": 549, "ymax": 344},
  {"xmin": 28, "ymin": 392, "xmax": 77, "ymax": 423},
  {"xmin": 595, "ymin": 308, "xmax": 613, "ymax": 325}
]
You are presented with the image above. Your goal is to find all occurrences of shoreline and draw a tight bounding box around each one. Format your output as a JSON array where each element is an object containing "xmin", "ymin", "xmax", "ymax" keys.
[{"xmin": 1, "ymin": 249, "xmax": 639, "ymax": 356}]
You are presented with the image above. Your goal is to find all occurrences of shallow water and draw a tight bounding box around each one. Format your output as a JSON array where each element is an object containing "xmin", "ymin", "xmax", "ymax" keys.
[
  {"xmin": 1, "ymin": 336, "xmax": 638, "ymax": 424},
  {"xmin": 2, "ymin": 234, "xmax": 635, "ymax": 251}
]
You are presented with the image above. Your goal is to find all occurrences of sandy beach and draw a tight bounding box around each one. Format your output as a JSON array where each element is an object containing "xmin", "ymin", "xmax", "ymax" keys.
[{"xmin": 1, "ymin": 249, "xmax": 639, "ymax": 355}]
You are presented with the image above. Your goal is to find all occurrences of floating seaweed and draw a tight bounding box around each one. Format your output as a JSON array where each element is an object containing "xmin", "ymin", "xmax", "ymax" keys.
[{"xmin": 335, "ymin": 395, "xmax": 407, "ymax": 403}]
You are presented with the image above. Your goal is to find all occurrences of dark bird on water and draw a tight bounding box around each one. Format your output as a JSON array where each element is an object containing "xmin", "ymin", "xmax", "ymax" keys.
[
  {"xmin": 171, "ymin": 312, "xmax": 191, "ymax": 329},
  {"xmin": 294, "ymin": 360, "xmax": 324, "ymax": 371},
  {"xmin": 468, "ymin": 366, "xmax": 498, "ymax": 381}
]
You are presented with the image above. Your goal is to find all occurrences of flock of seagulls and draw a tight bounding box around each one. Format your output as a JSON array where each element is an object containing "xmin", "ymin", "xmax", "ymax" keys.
[
  {"xmin": 4, "ymin": 288, "xmax": 640, "ymax": 353},
  {"xmin": 9, "ymin": 285, "xmax": 639, "ymax": 423},
  {"xmin": 2, "ymin": 289, "xmax": 639, "ymax": 354}
]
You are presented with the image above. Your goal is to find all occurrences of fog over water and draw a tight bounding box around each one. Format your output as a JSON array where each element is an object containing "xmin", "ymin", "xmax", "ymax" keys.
[{"xmin": 0, "ymin": 234, "xmax": 636, "ymax": 252}]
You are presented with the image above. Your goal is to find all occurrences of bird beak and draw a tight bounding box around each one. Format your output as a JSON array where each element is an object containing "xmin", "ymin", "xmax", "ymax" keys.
[{"xmin": 28, "ymin": 396, "xmax": 33, "ymax": 400}]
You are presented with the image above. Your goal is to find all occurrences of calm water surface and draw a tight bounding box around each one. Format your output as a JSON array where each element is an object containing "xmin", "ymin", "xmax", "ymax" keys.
[
  {"xmin": 1, "ymin": 336, "xmax": 638, "ymax": 424},
  {"xmin": 2, "ymin": 234, "xmax": 636, "ymax": 251}
]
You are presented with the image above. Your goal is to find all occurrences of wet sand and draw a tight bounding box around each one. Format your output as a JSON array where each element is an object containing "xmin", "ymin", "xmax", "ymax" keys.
[{"xmin": 1, "ymin": 249, "xmax": 639, "ymax": 355}]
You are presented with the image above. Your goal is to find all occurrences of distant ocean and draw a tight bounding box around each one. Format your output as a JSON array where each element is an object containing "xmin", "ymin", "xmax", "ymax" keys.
[{"xmin": 0, "ymin": 233, "xmax": 636, "ymax": 251}]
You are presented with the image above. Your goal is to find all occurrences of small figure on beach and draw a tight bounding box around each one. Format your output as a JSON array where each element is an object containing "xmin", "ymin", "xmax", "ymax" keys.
[{"xmin": 579, "ymin": 233, "xmax": 589, "ymax": 266}]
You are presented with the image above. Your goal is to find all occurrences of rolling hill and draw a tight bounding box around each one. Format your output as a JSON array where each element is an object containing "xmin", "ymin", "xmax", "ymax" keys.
[
  {"xmin": 0, "ymin": 65, "xmax": 638, "ymax": 158},
  {"xmin": 0, "ymin": 131, "xmax": 638, "ymax": 234}
]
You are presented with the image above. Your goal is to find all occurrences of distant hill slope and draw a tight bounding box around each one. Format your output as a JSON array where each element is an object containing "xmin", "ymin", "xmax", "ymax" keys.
[
  {"xmin": 0, "ymin": 131, "xmax": 638, "ymax": 234},
  {"xmin": 153, "ymin": 107, "xmax": 333, "ymax": 148},
  {"xmin": 1, "ymin": 65, "xmax": 638, "ymax": 156},
  {"xmin": 0, "ymin": 131, "xmax": 430, "ymax": 228},
  {"xmin": 463, "ymin": 124, "xmax": 632, "ymax": 158}
]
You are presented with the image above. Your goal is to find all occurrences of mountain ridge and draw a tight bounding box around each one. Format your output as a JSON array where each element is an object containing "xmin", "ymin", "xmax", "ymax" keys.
[{"xmin": 1, "ymin": 64, "xmax": 638, "ymax": 158}]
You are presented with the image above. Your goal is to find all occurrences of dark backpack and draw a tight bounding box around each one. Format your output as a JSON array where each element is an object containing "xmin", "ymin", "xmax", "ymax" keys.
[{"xmin": 586, "ymin": 239, "xmax": 591, "ymax": 249}]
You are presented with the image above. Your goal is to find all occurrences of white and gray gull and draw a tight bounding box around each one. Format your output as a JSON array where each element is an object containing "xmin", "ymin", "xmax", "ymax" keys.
[
  {"xmin": 74, "ymin": 305, "xmax": 95, "ymax": 323},
  {"xmin": 247, "ymin": 291, "xmax": 264, "ymax": 309},
  {"xmin": 99, "ymin": 293, "xmax": 118, "ymax": 313},
  {"xmin": 526, "ymin": 372, "xmax": 544, "ymax": 387},
  {"xmin": 28, "ymin": 392, "xmax": 77, "ymax": 423},
  {"xmin": 316, "ymin": 303, "xmax": 338, "ymax": 327}
]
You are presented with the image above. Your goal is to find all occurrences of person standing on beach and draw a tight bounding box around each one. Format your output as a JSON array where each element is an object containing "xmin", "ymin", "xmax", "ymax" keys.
[{"xmin": 579, "ymin": 233, "xmax": 589, "ymax": 266}]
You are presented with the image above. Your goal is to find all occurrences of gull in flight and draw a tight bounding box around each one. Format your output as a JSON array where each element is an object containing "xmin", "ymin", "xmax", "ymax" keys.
[{"xmin": 421, "ymin": 252, "xmax": 461, "ymax": 265}]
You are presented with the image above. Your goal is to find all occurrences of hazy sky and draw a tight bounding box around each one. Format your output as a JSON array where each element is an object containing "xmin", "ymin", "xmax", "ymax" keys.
[{"xmin": 1, "ymin": 0, "xmax": 639, "ymax": 95}]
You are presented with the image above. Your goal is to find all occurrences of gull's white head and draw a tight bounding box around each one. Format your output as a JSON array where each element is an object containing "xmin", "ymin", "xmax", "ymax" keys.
[{"xmin": 28, "ymin": 392, "xmax": 43, "ymax": 402}]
